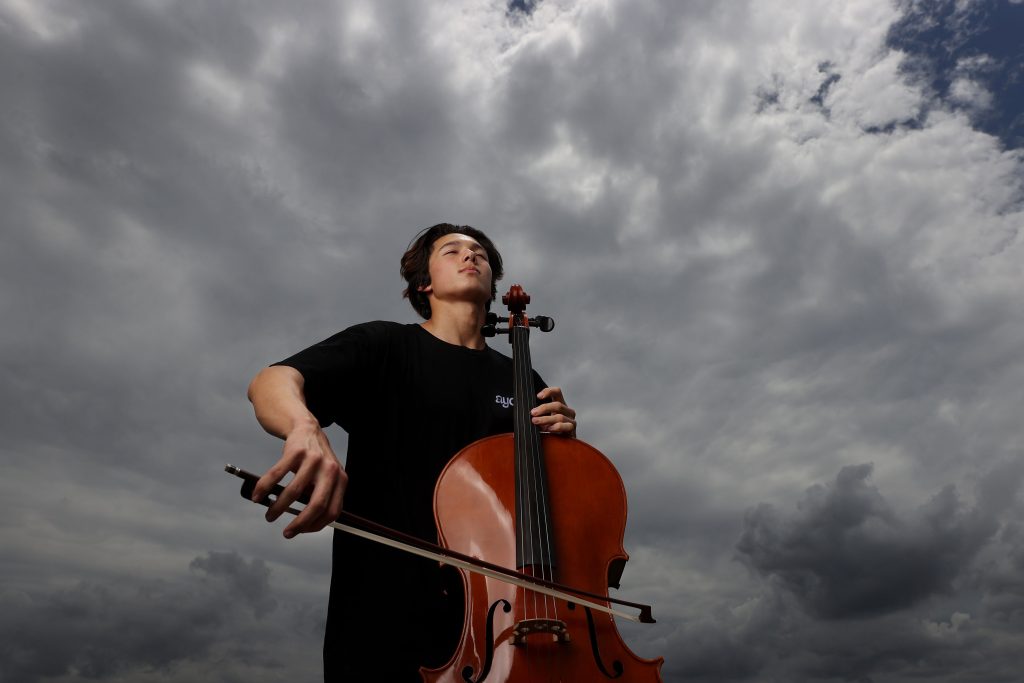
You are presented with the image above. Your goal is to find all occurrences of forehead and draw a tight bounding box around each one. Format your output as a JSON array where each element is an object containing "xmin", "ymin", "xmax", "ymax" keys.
[{"xmin": 431, "ymin": 233, "xmax": 484, "ymax": 253}]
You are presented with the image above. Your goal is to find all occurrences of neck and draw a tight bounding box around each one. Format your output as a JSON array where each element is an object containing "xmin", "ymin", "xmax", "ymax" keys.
[{"xmin": 421, "ymin": 301, "xmax": 488, "ymax": 349}]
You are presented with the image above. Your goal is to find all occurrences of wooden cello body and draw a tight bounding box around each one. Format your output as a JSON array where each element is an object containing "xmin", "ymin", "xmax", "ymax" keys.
[{"xmin": 422, "ymin": 286, "xmax": 663, "ymax": 683}]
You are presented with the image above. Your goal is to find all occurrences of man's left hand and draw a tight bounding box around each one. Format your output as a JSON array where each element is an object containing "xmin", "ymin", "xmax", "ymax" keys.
[{"xmin": 532, "ymin": 386, "xmax": 577, "ymax": 437}]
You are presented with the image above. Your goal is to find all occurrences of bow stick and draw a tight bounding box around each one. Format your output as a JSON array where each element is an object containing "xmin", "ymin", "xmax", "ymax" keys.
[{"xmin": 225, "ymin": 464, "xmax": 655, "ymax": 624}]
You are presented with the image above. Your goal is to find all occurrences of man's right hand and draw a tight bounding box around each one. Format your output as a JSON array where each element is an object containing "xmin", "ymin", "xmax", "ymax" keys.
[
  {"xmin": 248, "ymin": 365, "xmax": 348, "ymax": 539},
  {"xmin": 253, "ymin": 421, "xmax": 347, "ymax": 538}
]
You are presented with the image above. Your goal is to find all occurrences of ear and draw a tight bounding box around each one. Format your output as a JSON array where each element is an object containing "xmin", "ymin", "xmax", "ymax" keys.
[{"xmin": 417, "ymin": 282, "xmax": 432, "ymax": 293}]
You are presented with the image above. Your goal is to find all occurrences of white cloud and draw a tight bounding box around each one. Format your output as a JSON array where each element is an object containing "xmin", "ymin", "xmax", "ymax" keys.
[
  {"xmin": 827, "ymin": 50, "xmax": 923, "ymax": 128},
  {"xmin": 948, "ymin": 76, "xmax": 995, "ymax": 111}
]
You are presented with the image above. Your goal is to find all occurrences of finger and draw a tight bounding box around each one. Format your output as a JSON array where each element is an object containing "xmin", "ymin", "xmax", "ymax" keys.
[
  {"xmin": 547, "ymin": 422, "xmax": 575, "ymax": 434},
  {"xmin": 531, "ymin": 401, "xmax": 576, "ymax": 420},
  {"xmin": 267, "ymin": 465, "xmax": 314, "ymax": 523},
  {"xmin": 252, "ymin": 457, "xmax": 296, "ymax": 503},
  {"xmin": 285, "ymin": 464, "xmax": 346, "ymax": 536},
  {"xmin": 325, "ymin": 472, "xmax": 346, "ymax": 526},
  {"xmin": 283, "ymin": 491, "xmax": 324, "ymax": 538},
  {"xmin": 532, "ymin": 413, "xmax": 574, "ymax": 428},
  {"xmin": 316, "ymin": 468, "xmax": 348, "ymax": 531},
  {"xmin": 536, "ymin": 386, "xmax": 565, "ymax": 403},
  {"xmin": 542, "ymin": 422, "xmax": 577, "ymax": 436},
  {"xmin": 533, "ymin": 410, "xmax": 577, "ymax": 436}
]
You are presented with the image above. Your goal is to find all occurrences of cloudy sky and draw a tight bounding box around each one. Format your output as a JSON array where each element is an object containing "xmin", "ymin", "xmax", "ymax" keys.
[{"xmin": 2, "ymin": 0, "xmax": 1023, "ymax": 681}]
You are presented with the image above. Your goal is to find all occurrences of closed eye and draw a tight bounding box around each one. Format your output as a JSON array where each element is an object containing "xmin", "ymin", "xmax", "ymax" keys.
[{"xmin": 436, "ymin": 239, "xmax": 488, "ymax": 260}]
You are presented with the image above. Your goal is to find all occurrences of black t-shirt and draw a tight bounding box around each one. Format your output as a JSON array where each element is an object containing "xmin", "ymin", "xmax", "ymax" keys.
[{"xmin": 275, "ymin": 321, "xmax": 544, "ymax": 681}]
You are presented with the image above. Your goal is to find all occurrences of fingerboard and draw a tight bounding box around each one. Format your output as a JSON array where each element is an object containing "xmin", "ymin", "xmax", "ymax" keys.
[{"xmin": 511, "ymin": 324, "xmax": 557, "ymax": 572}]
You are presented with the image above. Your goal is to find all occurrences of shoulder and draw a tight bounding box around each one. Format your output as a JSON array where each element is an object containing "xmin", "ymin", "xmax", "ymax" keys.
[
  {"xmin": 314, "ymin": 320, "xmax": 409, "ymax": 346},
  {"xmin": 339, "ymin": 321, "xmax": 437, "ymax": 359},
  {"xmin": 279, "ymin": 321, "xmax": 409, "ymax": 363}
]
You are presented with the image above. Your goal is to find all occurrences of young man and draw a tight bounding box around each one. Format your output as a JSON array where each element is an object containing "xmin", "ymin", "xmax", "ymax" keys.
[{"xmin": 247, "ymin": 224, "xmax": 576, "ymax": 680}]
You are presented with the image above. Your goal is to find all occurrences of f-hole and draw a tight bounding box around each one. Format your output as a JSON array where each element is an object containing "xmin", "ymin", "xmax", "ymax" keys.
[
  {"xmin": 462, "ymin": 599, "xmax": 511, "ymax": 683},
  {"xmin": 568, "ymin": 602, "xmax": 625, "ymax": 679}
]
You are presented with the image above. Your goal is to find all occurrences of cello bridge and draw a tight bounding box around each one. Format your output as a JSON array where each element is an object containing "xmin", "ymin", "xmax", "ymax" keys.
[{"xmin": 511, "ymin": 618, "xmax": 570, "ymax": 645}]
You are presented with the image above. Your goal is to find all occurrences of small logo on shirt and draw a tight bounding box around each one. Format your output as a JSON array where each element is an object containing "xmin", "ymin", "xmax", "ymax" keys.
[{"xmin": 496, "ymin": 394, "xmax": 515, "ymax": 409}]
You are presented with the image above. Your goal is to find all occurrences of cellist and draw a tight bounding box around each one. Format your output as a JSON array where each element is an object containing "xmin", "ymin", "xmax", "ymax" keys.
[{"xmin": 246, "ymin": 224, "xmax": 577, "ymax": 681}]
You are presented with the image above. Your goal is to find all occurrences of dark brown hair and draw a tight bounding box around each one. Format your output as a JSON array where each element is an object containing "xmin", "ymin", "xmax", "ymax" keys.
[{"xmin": 401, "ymin": 223, "xmax": 504, "ymax": 319}]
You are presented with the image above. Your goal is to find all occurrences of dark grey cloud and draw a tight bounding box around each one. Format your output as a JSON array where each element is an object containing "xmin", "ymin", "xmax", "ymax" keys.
[
  {"xmin": 189, "ymin": 551, "xmax": 277, "ymax": 617},
  {"xmin": 0, "ymin": 551, "xmax": 320, "ymax": 683},
  {"xmin": 657, "ymin": 460, "xmax": 1024, "ymax": 682},
  {"xmin": 737, "ymin": 464, "xmax": 998, "ymax": 619},
  {"xmin": 660, "ymin": 601, "xmax": 1024, "ymax": 683}
]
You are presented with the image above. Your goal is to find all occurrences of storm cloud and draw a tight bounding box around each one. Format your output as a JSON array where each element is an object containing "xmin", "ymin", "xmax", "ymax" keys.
[
  {"xmin": 738, "ymin": 464, "xmax": 998, "ymax": 619},
  {"xmin": 0, "ymin": 552, "xmax": 315, "ymax": 683}
]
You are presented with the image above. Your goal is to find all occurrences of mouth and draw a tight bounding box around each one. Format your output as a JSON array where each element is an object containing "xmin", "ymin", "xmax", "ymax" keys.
[{"xmin": 459, "ymin": 267, "xmax": 480, "ymax": 274}]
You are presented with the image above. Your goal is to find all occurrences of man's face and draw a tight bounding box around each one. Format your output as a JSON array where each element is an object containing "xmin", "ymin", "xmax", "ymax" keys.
[{"xmin": 421, "ymin": 233, "xmax": 493, "ymax": 307}]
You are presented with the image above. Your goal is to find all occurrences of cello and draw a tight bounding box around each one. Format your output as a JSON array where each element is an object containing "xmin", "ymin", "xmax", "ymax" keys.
[
  {"xmin": 422, "ymin": 285, "xmax": 663, "ymax": 682},
  {"xmin": 226, "ymin": 285, "xmax": 663, "ymax": 681}
]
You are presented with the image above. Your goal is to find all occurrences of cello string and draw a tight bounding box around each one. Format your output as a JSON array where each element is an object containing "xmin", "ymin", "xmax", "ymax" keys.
[
  {"xmin": 514, "ymin": 323, "xmax": 540, "ymax": 622},
  {"xmin": 525, "ymin": 326, "xmax": 547, "ymax": 622},
  {"xmin": 529, "ymin": 325, "xmax": 558, "ymax": 623},
  {"xmin": 521, "ymin": 323, "xmax": 559, "ymax": 678},
  {"xmin": 515, "ymin": 325, "xmax": 536, "ymax": 621},
  {"xmin": 519, "ymin": 320, "xmax": 559, "ymax": 625},
  {"xmin": 533, "ymin": 326, "xmax": 559, "ymax": 607}
]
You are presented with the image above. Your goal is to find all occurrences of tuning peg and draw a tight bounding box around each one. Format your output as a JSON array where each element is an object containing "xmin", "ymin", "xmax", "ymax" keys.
[{"xmin": 530, "ymin": 316, "xmax": 555, "ymax": 332}]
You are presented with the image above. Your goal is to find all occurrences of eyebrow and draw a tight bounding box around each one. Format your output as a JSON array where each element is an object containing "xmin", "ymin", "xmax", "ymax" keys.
[{"xmin": 437, "ymin": 239, "xmax": 484, "ymax": 252}]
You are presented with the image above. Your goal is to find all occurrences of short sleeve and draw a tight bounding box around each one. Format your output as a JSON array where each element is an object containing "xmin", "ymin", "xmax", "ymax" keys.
[{"xmin": 273, "ymin": 321, "xmax": 399, "ymax": 430}]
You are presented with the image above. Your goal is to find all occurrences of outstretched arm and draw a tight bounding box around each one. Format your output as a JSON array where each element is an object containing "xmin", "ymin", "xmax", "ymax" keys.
[{"xmin": 247, "ymin": 365, "xmax": 347, "ymax": 538}]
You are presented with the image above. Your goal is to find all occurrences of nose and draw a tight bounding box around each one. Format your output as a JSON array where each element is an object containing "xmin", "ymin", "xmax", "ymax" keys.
[{"xmin": 463, "ymin": 249, "xmax": 478, "ymax": 262}]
